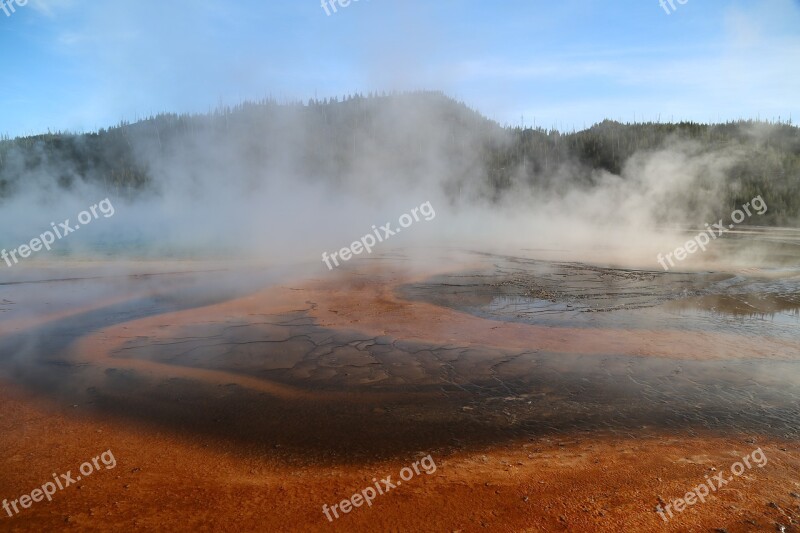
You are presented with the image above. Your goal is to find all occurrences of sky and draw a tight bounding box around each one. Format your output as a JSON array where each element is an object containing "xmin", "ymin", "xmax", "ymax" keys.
[{"xmin": 1, "ymin": 0, "xmax": 799, "ymax": 137}]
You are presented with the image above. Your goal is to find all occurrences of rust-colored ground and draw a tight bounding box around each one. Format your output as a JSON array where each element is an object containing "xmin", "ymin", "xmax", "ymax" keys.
[
  {"xmin": 1, "ymin": 258, "xmax": 798, "ymax": 532},
  {"xmin": 1, "ymin": 383, "xmax": 798, "ymax": 532}
]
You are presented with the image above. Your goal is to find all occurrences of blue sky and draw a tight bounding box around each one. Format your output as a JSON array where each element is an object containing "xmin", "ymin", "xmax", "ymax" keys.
[{"xmin": 1, "ymin": 0, "xmax": 799, "ymax": 137}]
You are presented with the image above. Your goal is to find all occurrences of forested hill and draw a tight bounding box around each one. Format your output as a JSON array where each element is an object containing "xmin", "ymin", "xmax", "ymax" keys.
[{"xmin": 1, "ymin": 91, "xmax": 798, "ymax": 225}]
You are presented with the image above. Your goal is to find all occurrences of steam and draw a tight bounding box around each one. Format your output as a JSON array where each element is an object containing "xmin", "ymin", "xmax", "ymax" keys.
[{"xmin": 0, "ymin": 95, "xmax": 792, "ymax": 274}]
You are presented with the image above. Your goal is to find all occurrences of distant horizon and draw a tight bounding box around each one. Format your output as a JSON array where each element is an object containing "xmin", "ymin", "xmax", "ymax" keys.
[{"xmin": 3, "ymin": 90, "xmax": 798, "ymax": 140}]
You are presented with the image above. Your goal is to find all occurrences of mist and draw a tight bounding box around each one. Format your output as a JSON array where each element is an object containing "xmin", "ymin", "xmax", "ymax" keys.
[{"xmin": 2, "ymin": 93, "xmax": 795, "ymax": 275}]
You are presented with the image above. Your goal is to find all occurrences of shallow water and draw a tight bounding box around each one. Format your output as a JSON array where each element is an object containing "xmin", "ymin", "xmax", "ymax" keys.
[
  {"xmin": 401, "ymin": 253, "xmax": 800, "ymax": 341},
  {"xmin": 1, "ymin": 250, "xmax": 798, "ymax": 457}
]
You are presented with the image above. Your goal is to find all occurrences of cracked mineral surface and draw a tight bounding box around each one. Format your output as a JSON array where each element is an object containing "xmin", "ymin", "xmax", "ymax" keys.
[{"xmin": 1, "ymin": 250, "xmax": 799, "ymax": 532}]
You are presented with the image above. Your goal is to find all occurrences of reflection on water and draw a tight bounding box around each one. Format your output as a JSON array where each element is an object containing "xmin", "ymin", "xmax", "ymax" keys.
[
  {"xmin": 665, "ymin": 292, "xmax": 800, "ymax": 321},
  {"xmin": 402, "ymin": 256, "xmax": 800, "ymax": 340},
  {"xmin": 1, "ymin": 243, "xmax": 799, "ymax": 456}
]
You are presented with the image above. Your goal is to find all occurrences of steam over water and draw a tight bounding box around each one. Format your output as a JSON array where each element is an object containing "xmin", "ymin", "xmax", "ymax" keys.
[{"xmin": 2, "ymin": 234, "xmax": 799, "ymax": 454}]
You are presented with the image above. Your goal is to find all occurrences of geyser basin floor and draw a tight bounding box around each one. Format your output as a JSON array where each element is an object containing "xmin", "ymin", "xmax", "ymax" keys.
[{"xmin": 0, "ymin": 252, "xmax": 798, "ymax": 531}]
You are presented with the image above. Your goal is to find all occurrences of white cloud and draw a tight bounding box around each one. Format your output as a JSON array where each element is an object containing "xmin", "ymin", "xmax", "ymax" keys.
[{"xmin": 29, "ymin": 0, "xmax": 78, "ymax": 17}]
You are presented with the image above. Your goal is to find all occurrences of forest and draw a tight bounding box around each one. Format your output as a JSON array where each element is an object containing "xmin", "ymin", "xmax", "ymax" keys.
[{"xmin": 1, "ymin": 91, "xmax": 798, "ymax": 225}]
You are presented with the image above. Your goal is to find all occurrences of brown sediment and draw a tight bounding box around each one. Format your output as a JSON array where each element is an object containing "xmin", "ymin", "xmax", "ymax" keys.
[
  {"xmin": 1, "ymin": 381, "xmax": 798, "ymax": 532},
  {"xmin": 0, "ymin": 290, "xmax": 156, "ymax": 337},
  {"xmin": 1, "ymin": 256, "xmax": 799, "ymax": 531},
  {"xmin": 44, "ymin": 260, "xmax": 800, "ymax": 443},
  {"xmin": 69, "ymin": 280, "xmax": 446, "ymax": 403},
  {"xmin": 71, "ymin": 262, "xmax": 797, "ymax": 397},
  {"xmin": 306, "ymin": 265, "xmax": 799, "ymax": 361},
  {"xmin": 0, "ymin": 263, "xmax": 240, "ymax": 337}
]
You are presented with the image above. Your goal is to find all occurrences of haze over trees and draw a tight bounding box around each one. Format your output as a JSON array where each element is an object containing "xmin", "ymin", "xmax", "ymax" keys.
[{"xmin": 1, "ymin": 92, "xmax": 798, "ymax": 226}]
